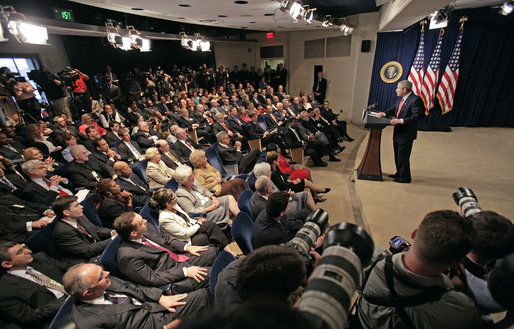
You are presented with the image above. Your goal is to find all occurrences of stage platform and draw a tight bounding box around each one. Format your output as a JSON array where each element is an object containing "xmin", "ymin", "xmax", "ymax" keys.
[{"xmin": 352, "ymin": 126, "xmax": 514, "ymax": 247}]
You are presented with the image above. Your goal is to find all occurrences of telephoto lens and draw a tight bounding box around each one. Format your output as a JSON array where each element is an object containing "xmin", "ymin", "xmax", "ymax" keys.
[
  {"xmin": 298, "ymin": 223, "xmax": 374, "ymax": 329},
  {"xmin": 453, "ymin": 187, "xmax": 482, "ymax": 218},
  {"xmin": 285, "ymin": 209, "xmax": 329, "ymax": 265}
]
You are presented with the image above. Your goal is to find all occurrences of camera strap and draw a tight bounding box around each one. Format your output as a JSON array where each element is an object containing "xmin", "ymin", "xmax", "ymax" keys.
[{"xmin": 363, "ymin": 255, "xmax": 451, "ymax": 329}]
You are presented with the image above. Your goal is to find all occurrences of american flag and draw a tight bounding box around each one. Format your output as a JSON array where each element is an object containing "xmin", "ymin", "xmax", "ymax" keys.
[
  {"xmin": 437, "ymin": 27, "xmax": 464, "ymax": 114},
  {"xmin": 408, "ymin": 28, "xmax": 425, "ymax": 96},
  {"xmin": 420, "ymin": 29, "xmax": 444, "ymax": 115}
]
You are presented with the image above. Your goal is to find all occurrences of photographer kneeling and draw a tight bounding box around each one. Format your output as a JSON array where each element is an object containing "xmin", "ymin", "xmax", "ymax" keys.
[{"xmin": 358, "ymin": 210, "xmax": 479, "ymax": 329}]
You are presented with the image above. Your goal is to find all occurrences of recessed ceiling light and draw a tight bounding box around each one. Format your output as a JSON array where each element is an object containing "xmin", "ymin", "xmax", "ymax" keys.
[
  {"xmin": 241, "ymin": 14, "xmax": 252, "ymax": 17},
  {"xmin": 234, "ymin": 1, "xmax": 248, "ymax": 4},
  {"xmin": 176, "ymin": 17, "xmax": 186, "ymax": 19},
  {"xmin": 131, "ymin": 8, "xmax": 144, "ymax": 11},
  {"xmin": 218, "ymin": 15, "xmax": 228, "ymax": 17},
  {"xmin": 277, "ymin": 26, "xmax": 284, "ymax": 28},
  {"xmin": 178, "ymin": 4, "xmax": 191, "ymax": 7},
  {"xmin": 249, "ymin": 21, "xmax": 256, "ymax": 23},
  {"xmin": 264, "ymin": 13, "xmax": 274, "ymax": 16},
  {"xmin": 241, "ymin": 26, "xmax": 248, "ymax": 29}
]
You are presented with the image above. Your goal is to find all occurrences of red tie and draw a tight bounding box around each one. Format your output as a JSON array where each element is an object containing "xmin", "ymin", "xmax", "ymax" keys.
[
  {"xmin": 76, "ymin": 223, "xmax": 96, "ymax": 242},
  {"xmin": 396, "ymin": 98, "xmax": 405, "ymax": 118},
  {"xmin": 221, "ymin": 123, "xmax": 233, "ymax": 133},
  {"xmin": 44, "ymin": 179, "xmax": 69, "ymax": 197},
  {"xmin": 141, "ymin": 237, "xmax": 188, "ymax": 262}
]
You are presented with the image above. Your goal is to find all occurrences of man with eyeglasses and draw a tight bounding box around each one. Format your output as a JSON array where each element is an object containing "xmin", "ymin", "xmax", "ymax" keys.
[
  {"xmin": 0, "ymin": 241, "xmax": 72, "ymax": 329},
  {"xmin": 62, "ymin": 263, "xmax": 209, "ymax": 329}
]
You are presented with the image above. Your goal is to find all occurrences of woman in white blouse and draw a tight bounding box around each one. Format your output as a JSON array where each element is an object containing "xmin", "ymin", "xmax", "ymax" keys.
[
  {"xmin": 145, "ymin": 147, "xmax": 175, "ymax": 189},
  {"xmin": 150, "ymin": 188, "xmax": 237, "ymax": 256}
]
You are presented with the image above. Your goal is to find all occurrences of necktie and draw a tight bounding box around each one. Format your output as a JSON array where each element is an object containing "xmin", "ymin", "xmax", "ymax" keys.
[
  {"xmin": 76, "ymin": 223, "xmax": 96, "ymax": 242},
  {"xmin": 271, "ymin": 114, "xmax": 278, "ymax": 124},
  {"xmin": 129, "ymin": 178, "xmax": 146, "ymax": 191},
  {"xmin": 221, "ymin": 123, "xmax": 232, "ymax": 133},
  {"xmin": 104, "ymin": 293, "xmax": 133, "ymax": 305},
  {"xmin": 128, "ymin": 142, "xmax": 141, "ymax": 158},
  {"xmin": 396, "ymin": 98, "xmax": 405, "ymax": 118},
  {"xmin": 167, "ymin": 152, "xmax": 181, "ymax": 165},
  {"xmin": 185, "ymin": 141, "xmax": 194, "ymax": 150},
  {"xmin": 292, "ymin": 129, "xmax": 301, "ymax": 142},
  {"xmin": 26, "ymin": 268, "xmax": 66, "ymax": 294},
  {"xmin": 43, "ymin": 179, "xmax": 70, "ymax": 197},
  {"xmin": 141, "ymin": 237, "xmax": 188, "ymax": 262},
  {"xmin": 6, "ymin": 144, "xmax": 20, "ymax": 154},
  {"xmin": 1, "ymin": 177, "xmax": 16, "ymax": 190}
]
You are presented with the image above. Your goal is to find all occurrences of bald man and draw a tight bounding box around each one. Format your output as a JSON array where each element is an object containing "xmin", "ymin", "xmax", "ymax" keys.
[
  {"xmin": 114, "ymin": 161, "xmax": 150, "ymax": 207},
  {"xmin": 63, "ymin": 263, "xmax": 210, "ymax": 329}
]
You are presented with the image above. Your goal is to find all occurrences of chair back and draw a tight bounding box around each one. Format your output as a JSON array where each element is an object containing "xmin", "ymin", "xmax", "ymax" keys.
[
  {"xmin": 232, "ymin": 212, "xmax": 254, "ymax": 255},
  {"xmin": 25, "ymin": 219, "xmax": 60, "ymax": 259},
  {"xmin": 164, "ymin": 177, "xmax": 179, "ymax": 192},
  {"xmin": 246, "ymin": 172, "xmax": 257, "ymax": 191},
  {"xmin": 48, "ymin": 296, "xmax": 75, "ymax": 329},
  {"xmin": 209, "ymin": 251, "xmax": 236, "ymax": 295},
  {"xmin": 131, "ymin": 159, "xmax": 149, "ymax": 184},
  {"xmin": 98, "ymin": 236, "xmax": 123, "ymax": 277},
  {"xmin": 139, "ymin": 203, "xmax": 161, "ymax": 231},
  {"xmin": 237, "ymin": 189, "xmax": 253, "ymax": 220},
  {"xmin": 205, "ymin": 142, "xmax": 226, "ymax": 175},
  {"xmin": 109, "ymin": 140, "xmax": 122, "ymax": 149},
  {"xmin": 80, "ymin": 193, "xmax": 103, "ymax": 227},
  {"xmin": 257, "ymin": 116, "xmax": 268, "ymax": 131}
]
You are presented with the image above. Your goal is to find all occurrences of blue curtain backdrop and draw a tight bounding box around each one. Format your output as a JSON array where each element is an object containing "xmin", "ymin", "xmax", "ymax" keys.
[{"xmin": 368, "ymin": 7, "xmax": 514, "ymax": 127}]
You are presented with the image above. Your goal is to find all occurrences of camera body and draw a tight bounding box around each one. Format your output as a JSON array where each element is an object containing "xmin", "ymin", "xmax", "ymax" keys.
[{"xmin": 389, "ymin": 236, "xmax": 411, "ymax": 254}]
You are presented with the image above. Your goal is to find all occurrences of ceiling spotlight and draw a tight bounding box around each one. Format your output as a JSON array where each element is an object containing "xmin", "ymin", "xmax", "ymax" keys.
[
  {"xmin": 340, "ymin": 24, "xmax": 354, "ymax": 35},
  {"xmin": 128, "ymin": 26, "xmax": 151, "ymax": 52},
  {"xmin": 7, "ymin": 20, "xmax": 48, "ymax": 45},
  {"xmin": 500, "ymin": 1, "xmax": 513, "ymax": 15},
  {"xmin": 304, "ymin": 8, "xmax": 316, "ymax": 24},
  {"xmin": 289, "ymin": 2, "xmax": 303, "ymax": 21},
  {"xmin": 429, "ymin": 10, "xmax": 448, "ymax": 29}
]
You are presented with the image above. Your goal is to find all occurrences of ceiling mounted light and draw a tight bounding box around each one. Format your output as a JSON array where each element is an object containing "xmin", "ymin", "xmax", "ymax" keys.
[
  {"xmin": 1, "ymin": 6, "xmax": 48, "ymax": 45},
  {"xmin": 128, "ymin": 26, "xmax": 151, "ymax": 52},
  {"xmin": 322, "ymin": 15, "xmax": 333, "ymax": 27},
  {"xmin": 429, "ymin": 10, "xmax": 448, "ymax": 29},
  {"xmin": 500, "ymin": 1, "xmax": 513, "ymax": 15},
  {"xmin": 289, "ymin": 2, "xmax": 303, "ymax": 21},
  {"xmin": 304, "ymin": 8, "xmax": 316, "ymax": 24}
]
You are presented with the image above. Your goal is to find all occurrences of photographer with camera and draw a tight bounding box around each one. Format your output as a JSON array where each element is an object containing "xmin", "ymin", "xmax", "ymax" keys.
[
  {"xmin": 451, "ymin": 211, "xmax": 514, "ymax": 325},
  {"xmin": 357, "ymin": 210, "xmax": 479, "ymax": 329},
  {"xmin": 30, "ymin": 67, "xmax": 72, "ymax": 120},
  {"xmin": 61, "ymin": 66, "xmax": 91, "ymax": 119}
]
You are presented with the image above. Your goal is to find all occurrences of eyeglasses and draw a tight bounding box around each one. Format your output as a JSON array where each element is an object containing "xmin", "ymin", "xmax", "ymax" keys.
[
  {"xmin": 84, "ymin": 268, "xmax": 108, "ymax": 292},
  {"xmin": 15, "ymin": 244, "xmax": 29, "ymax": 255}
]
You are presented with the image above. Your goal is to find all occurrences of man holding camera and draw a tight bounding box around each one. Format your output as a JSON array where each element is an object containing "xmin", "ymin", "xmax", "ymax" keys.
[{"xmin": 358, "ymin": 210, "xmax": 479, "ymax": 329}]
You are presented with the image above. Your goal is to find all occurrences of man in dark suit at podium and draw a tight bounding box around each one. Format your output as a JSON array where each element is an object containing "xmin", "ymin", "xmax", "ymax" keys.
[{"xmin": 377, "ymin": 80, "xmax": 423, "ymax": 183}]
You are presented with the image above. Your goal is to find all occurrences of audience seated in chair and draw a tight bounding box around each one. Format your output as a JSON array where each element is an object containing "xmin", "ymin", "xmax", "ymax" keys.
[
  {"xmin": 150, "ymin": 188, "xmax": 237, "ymax": 256},
  {"xmin": 215, "ymin": 131, "xmax": 260, "ymax": 174},
  {"xmin": 145, "ymin": 147, "xmax": 175, "ymax": 189},
  {"xmin": 62, "ymin": 263, "xmax": 210, "ymax": 329},
  {"xmin": 189, "ymin": 149, "xmax": 249, "ymax": 200},
  {"xmin": 94, "ymin": 178, "xmax": 134, "ymax": 228},
  {"xmin": 113, "ymin": 211, "xmax": 216, "ymax": 293},
  {"xmin": 174, "ymin": 165, "xmax": 239, "ymax": 227},
  {"xmin": 114, "ymin": 161, "xmax": 151, "ymax": 207}
]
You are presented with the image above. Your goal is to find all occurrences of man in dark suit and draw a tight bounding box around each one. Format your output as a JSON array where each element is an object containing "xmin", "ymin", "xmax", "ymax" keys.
[
  {"xmin": 90, "ymin": 137, "xmax": 120, "ymax": 168},
  {"xmin": 313, "ymin": 71, "xmax": 327, "ymax": 103},
  {"xmin": 63, "ymin": 263, "xmax": 210, "ymax": 329},
  {"xmin": 114, "ymin": 212, "xmax": 216, "ymax": 293},
  {"xmin": 377, "ymin": 80, "xmax": 423, "ymax": 183},
  {"xmin": 117, "ymin": 128, "xmax": 145, "ymax": 163},
  {"xmin": 283, "ymin": 118, "xmax": 327, "ymax": 167},
  {"xmin": 252, "ymin": 192, "xmax": 302, "ymax": 249},
  {"xmin": 156, "ymin": 140, "xmax": 182, "ymax": 169},
  {"xmin": 135, "ymin": 121, "xmax": 159, "ymax": 151},
  {"xmin": 21, "ymin": 160, "xmax": 72, "ymax": 207},
  {"xmin": 0, "ymin": 242, "xmax": 71, "ymax": 329},
  {"xmin": 0, "ymin": 131, "xmax": 25, "ymax": 164},
  {"xmin": 49, "ymin": 116, "xmax": 86, "ymax": 148},
  {"xmin": 320, "ymin": 101, "xmax": 353, "ymax": 142},
  {"xmin": 114, "ymin": 161, "xmax": 150, "ymax": 208},
  {"xmin": 104, "ymin": 78, "xmax": 122, "ymax": 109},
  {"xmin": 225, "ymin": 107, "xmax": 245, "ymax": 135},
  {"xmin": 0, "ymin": 184, "xmax": 54, "ymax": 243},
  {"xmin": 216, "ymin": 132, "xmax": 260, "ymax": 174},
  {"xmin": 67, "ymin": 145, "xmax": 114, "ymax": 189},
  {"xmin": 172, "ymin": 128, "xmax": 201, "ymax": 163},
  {"xmin": 246, "ymin": 111, "xmax": 277, "ymax": 147},
  {"xmin": 177, "ymin": 108, "xmax": 211, "ymax": 142},
  {"xmin": 103, "ymin": 121, "xmax": 122, "ymax": 145},
  {"xmin": 212, "ymin": 113, "xmax": 244, "ymax": 141},
  {"xmin": 51, "ymin": 196, "xmax": 115, "ymax": 263}
]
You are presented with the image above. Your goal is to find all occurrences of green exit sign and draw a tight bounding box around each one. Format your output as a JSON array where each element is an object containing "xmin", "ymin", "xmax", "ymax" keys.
[{"xmin": 53, "ymin": 8, "xmax": 74, "ymax": 22}]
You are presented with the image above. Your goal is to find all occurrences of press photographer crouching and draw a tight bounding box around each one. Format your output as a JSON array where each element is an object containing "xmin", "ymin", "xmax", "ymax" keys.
[{"xmin": 357, "ymin": 210, "xmax": 479, "ymax": 329}]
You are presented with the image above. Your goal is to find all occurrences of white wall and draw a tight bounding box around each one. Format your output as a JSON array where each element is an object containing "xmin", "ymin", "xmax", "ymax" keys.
[
  {"xmin": 213, "ymin": 41, "xmax": 257, "ymax": 70},
  {"xmin": 214, "ymin": 12, "xmax": 380, "ymax": 123},
  {"xmin": 0, "ymin": 34, "xmax": 70, "ymax": 73}
]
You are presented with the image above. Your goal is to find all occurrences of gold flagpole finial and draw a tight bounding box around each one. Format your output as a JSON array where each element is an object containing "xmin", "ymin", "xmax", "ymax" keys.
[
  {"xmin": 420, "ymin": 19, "xmax": 428, "ymax": 31},
  {"xmin": 459, "ymin": 16, "xmax": 468, "ymax": 29}
]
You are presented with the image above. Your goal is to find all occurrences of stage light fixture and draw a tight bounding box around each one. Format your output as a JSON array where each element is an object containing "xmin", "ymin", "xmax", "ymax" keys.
[
  {"xmin": 289, "ymin": 2, "xmax": 303, "ymax": 21},
  {"xmin": 128, "ymin": 26, "xmax": 151, "ymax": 52},
  {"xmin": 429, "ymin": 10, "xmax": 448, "ymax": 29},
  {"xmin": 500, "ymin": 1, "xmax": 513, "ymax": 15},
  {"xmin": 0, "ymin": 6, "xmax": 49, "ymax": 45},
  {"xmin": 322, "ymin": 15, "xmax": 333, "ymax": 27},
  {"xmin": 304, "ymin": 8, "xmax": 316, "ymax": 24}
]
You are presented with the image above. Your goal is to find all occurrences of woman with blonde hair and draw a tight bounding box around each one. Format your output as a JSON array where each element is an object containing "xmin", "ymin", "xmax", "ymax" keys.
[
  {"xmin": 150, "ymin": 188, "xmax": 236, "ymax": 256},
  {"xmin": 189, "ymin": 150, "xmax": 248, "ymax": 200},
  {"xmin": 145, "ymin": 147, "xmax": 175, "ymax": 189}
]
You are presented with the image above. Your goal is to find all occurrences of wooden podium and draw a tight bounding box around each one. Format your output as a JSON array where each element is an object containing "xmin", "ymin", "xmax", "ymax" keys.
[{"xmin": 357, "ymin": 112, "xmax": 390, "ymax": 181}]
